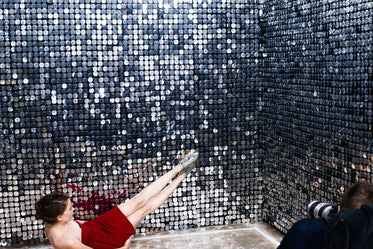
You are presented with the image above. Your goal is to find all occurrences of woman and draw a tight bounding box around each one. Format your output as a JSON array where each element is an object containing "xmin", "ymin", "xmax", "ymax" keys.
[{"xmin": 35, "ymin": 150, "xmax": 199, "ymax": 249}]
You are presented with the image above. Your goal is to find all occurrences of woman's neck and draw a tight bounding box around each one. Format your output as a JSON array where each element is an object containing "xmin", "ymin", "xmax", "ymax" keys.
[{"xmin": 45, "ymin": 221, "xmax": 67, "ymax": 233}]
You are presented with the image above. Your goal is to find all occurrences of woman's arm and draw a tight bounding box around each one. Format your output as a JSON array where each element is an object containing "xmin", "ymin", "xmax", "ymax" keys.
[
  {"xmin": 117, "ymin": 235, "xmax": 133, "ymax": 249},
  {"xmin": 58, "ymin": 235, "xmax": 133, "ymax": 249},
  {"xmin": 55, "ymin": 236, "xmax": 92, "ymax": 249}
]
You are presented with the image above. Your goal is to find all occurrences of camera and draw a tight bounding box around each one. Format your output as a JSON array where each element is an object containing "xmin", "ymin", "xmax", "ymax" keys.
[{"xmin": 307, "ymin": 201, "xmax": 340, "ymax": 219}]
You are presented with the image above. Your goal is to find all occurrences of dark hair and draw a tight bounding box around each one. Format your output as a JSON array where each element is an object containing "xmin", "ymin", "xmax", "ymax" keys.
[
  {"xmin": 35, "ymin": 192, "xmax": 70, "ymax": 224},
  {"xmin": 340, "ymin": 183, "xmax": 373, "ymax": 211}
]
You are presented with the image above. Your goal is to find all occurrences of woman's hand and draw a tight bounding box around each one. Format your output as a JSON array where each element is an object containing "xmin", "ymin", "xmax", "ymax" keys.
[{"xmin": 118, "ymin": 236, "xmax": 134, "ymax": 249}]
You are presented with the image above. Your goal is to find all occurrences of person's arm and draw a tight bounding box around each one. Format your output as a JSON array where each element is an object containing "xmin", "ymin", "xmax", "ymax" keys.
[
  {"xmin": 58, "ymin": 235, "xmax": 133, "ymax": 249},
  {"xmin": 117, "ymin": 235, "xmax": 133, "ymax": 249},
  {"xmin": 55, "ymin": 237, "xmax": 92, "ymax": 249}
]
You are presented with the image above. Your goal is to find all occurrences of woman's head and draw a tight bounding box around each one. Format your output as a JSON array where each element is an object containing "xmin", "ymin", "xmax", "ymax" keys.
[
  {"xmin": 35, "ymin": 192, "xmax": 72, "ymax": 224},
  {"xmin": 340, "ymin": 183, "xmax": 373, "ymax": 211}
]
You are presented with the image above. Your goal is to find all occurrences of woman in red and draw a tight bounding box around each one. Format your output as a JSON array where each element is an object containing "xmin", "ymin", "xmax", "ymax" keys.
[{"xmin": 35, "ymin": 150, "xmax": 199, "ymax": 249}]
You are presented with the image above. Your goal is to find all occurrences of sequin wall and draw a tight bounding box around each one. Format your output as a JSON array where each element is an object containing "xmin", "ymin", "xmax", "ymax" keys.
[
  {"xmin": 0, "ymin": 0, "xmax": 262, "ymax": 246},
  {"xmin": 261, "ymin": 0, "xmax": 372, "ymax": 232}
]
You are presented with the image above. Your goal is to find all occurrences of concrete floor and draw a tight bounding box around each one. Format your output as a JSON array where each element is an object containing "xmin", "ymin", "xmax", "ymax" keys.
[
  {"xmin": 131, "ymin": 223, "xmax": 283, "ymax": 249},
  {"xmin": 17, "ymin": 223, "xmax": 283, "ymax": 249}
]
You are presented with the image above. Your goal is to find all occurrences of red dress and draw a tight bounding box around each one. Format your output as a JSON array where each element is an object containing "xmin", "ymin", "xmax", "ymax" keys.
[{"xmin": 75, "ymin": 207, "xmax": 136, "ymax": 249}]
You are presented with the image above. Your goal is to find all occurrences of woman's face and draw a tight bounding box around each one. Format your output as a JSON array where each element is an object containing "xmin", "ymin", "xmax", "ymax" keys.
[{"xmin": 59, "ymin": 198, "xmax": 74, "ymax": 223}]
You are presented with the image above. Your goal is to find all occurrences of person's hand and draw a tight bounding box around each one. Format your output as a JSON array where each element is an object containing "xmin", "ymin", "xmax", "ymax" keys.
[{"xmin": 118, "ymin": 235, "xmax": 134, "ymax": 249}]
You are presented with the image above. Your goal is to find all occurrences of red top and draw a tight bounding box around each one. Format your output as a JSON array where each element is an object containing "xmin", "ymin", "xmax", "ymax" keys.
[{"xmin": 74, "ymin": 207, "xmax": 135, "ymax": 249}]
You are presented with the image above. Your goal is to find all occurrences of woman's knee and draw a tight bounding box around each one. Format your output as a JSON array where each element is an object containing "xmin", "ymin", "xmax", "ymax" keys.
[
  {"xmin": 127, "ymin": 202, "xmax": 154, "ymax": 228},
  {"xmin": 118, "ymin": 192, "xmax": 148, "ymax": 217},
  {"xmin": 130, "ymin": 192, "xmax": 148, "ymax": 209}
]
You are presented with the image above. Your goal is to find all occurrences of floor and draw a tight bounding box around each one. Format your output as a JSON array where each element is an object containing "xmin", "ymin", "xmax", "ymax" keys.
[
  {"xmin": 18, "ymin": 223, "xmax": 283, "ymax": 249},
  {"xmin": 131, "ymin": 223, "xmax": 283, "ymax": 249}
]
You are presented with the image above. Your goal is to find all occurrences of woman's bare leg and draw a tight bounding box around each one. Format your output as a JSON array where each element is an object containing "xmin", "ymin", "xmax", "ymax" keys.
[
  {"xmin": 126, "ymin": 172, "xmax": 187, "ymax": 228},
  {"xmin": 118, "ymin": 164, "xmax": 184, "ymax": 217},
  {"xmin": 118, "ymin": 150, "xmax": 199, "ymax": 218}
]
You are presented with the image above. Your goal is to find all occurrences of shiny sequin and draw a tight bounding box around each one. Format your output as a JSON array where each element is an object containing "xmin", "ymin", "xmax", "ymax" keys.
[{"xmin": 1, "ymin": 0, "xmax": 372, "ymax": 246}]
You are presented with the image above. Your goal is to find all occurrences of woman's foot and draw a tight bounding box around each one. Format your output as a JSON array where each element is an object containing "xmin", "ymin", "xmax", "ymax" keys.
[{"xmin": 178, "ymin": 149, "xmax": 199, "ymax": 173}]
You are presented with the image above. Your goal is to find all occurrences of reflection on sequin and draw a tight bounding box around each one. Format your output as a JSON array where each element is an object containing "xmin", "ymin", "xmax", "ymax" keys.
[{"xmin": 1, "ymin": 0, "xmax": 373, "ymax": 246}]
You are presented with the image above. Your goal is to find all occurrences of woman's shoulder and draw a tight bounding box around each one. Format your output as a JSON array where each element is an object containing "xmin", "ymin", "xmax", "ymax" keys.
[
  {"xmin": 50, "ymin": 228, "xmax": 82, "ymax": 248},
  {"xmin": 47, "ymin": 221, "xmax": 82, "ymax": 247},
  {"xmin": 51, "ymin": 235, "xmax": 81, "ymax": 249}
]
